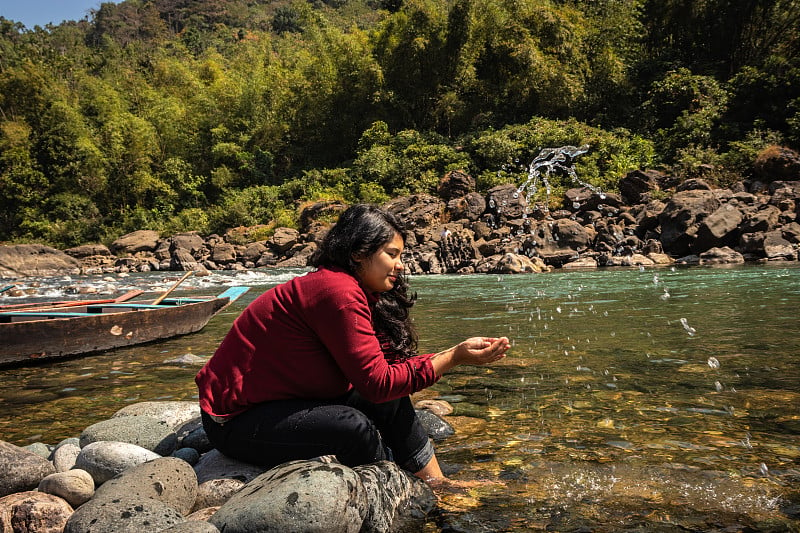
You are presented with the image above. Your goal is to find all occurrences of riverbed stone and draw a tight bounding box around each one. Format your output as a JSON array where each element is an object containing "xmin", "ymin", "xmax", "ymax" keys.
[
  {"xmin": 63, "ymin": 496, "xmax": 184, "ymax": 533},
  {"xmin": 37, "ymin": 469, "xmax": 95, "ymax": 507},
  {"xmin": 51, "ymin": 442, "xmax": 81, "ymax": 472},
  {"xmin": 0, "ymin": 244, "xmax": 82, "ymax": 277},
  {"xmin": 209, "ymin": 459, "xmax": 368, "ymax": 533},
  {"xmin": 172, "ymin": 447, "xmax": 200, "ymax": 465},
  {"xmin": 93, "ymin": 457, "xmax": 197, "ymax": 515},
  {"xmin": 355, "ymin": 461, "xmax": 436, "ymax": 533},
  {"xmin": 193, "ymin": 448, "xmax": 268, "ymax": 485},
  {"xmin": 699, "ymin": 246, "xmax": 745, "ymax": 264},
  {"xmin": 0, "ymin": 440, "xmax": 56, "ymax": 497},
  {"xmin": 0, "ymin": 491, "xmax": 73, "ymax": 533},
  {"xmin": 109, "ymin": 230, "xmax": 161, "ymax": 254},
  {"xmin": 194, "ymin": 478, "xmax": 246, "ymax": 512},
  {"xmin": 74, "ymin": 441, "xmax": 160, "ymax": 486},
  {"xmin": 160, "ymin": 521, "xmax": 220, "ymax": 533},
  {"xmin": 416, "ymin": 409, "xmax": 455, "ymax": 440},
  {"xmin": 80, "ymin": 415, "xmax": 177, "ymax": 455},
  {"xmin": 113, "ymin": 400, "xmax": 200, "ymax": 430}
]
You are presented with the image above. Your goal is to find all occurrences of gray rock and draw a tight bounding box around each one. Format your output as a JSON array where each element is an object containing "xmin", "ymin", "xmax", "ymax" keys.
[
  {"xmin": 416, "ymin": 409, "xmax": 455, "ymax": 440},
  {"xmin": 659, "ymin": 190, "xmax": 721, "ymax": 256},
  {"xmin": 23, "ymin": 441, "xmax": 52, "ymax": 459},
  {"xmin": 438, "ymin": 169, "xmax": 476, "ymax": 200},
  {"xmin": 180, "ymin": 424, "xmax": 213, "ymax": 454},
  {"xmin": 694, "ymin": 203, "xmax": 744, "ymax": 252},
  {"xmin": 170, "ymin": 248, "xmax": 202, "ymax": 271},
  {"xmin": 194, "ymin": 478, "xmax": 246, "ymax": 511},
  {"xmin": 74, "ymin": 441, "xmax": 160, "ymax": 485},
  {"xmin": 64, "ymin": 243, "xmax": 112, "ymax": 258},
  {"xmin": 699, "ymin": 246, "xmax": 745, "ymax": 264},
  {"xmin": 93, "ymin": 457, "xmax": 197, "ymax": 515},
  {"xmin": 80, "ymin": 415, "xmax": 177, "ymax": 455},
  {"xmin": 354, "ymin": 461, "xmax": 436, "ymax": 533},
  {"xmin": 0, "ymin": 440, "xmax": 56, "ymax": 497},
  {"xmin": 0, "ymin": 491, "xmax": 73, "ymax": 532},
  {"xmin": 193, "ymin": 449, "xmax": 267, "ymax": 485},
  {"xmin": 172, "ymin": 447, "xmax": 200, "ymax": 465},
  {"xmin": 63, "ymin": 497, "xmax": 184, "ymax": 533},
  {"xmin": 763, "ymin": 230, "xmax": 796, "ymax": 259},
  {"xmin": 38, "ymin": 469, "xmax": 95, "ymax": 507},
  {"xmin": 51, "ymin": 442, "xmax": 81, "ymax": 472},
  {"xmin": 161, "ymin": 521, "xmax": 220, "ymax": 533},
  {"xmin": 113, "ymin": 401, "xmax": 200, "ymax": 430},
  {"xmin": 210, "ymin": 459, "xmax": 367, "ymax": 533},
  {"xmin": 0, "ymin": 244, "xmax": 82, "ymax": 277},
  {"xmin": 268, "ymin": 227, "xmax": 300, "ymax": 254},
  {"xmin": 109, "ymin": 229, "xmax": 161, "ymax": 254}
]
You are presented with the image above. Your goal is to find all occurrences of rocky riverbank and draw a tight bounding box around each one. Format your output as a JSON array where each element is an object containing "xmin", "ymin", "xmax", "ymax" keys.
[
  {"xmin": 0, "ymin": 400, "xmax": 456, "ymax": 532},
  {"xmin": 1, "ymin": 165, "xmax": 799, "ymax": 281}
]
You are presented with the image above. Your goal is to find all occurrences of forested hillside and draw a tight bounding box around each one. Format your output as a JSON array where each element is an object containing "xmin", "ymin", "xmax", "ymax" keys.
[{"xmin": 1, "ymin": 0, "xmax": 798, "ymax": 247}]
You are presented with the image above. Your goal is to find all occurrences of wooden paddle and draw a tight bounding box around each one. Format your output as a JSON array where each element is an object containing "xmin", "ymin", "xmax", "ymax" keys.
[
  {"xmin": 0, "ymin": 285, "xmax": 15, "ymax": 295},
  {"xmin": 152, "ymin": 271, "xmax": 193, "ymax": 305}
]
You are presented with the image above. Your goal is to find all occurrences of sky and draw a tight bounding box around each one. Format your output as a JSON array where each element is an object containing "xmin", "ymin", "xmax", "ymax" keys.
[{"xmin": 0, "ymin": 0, "xmax": 121, "ymax": 29}]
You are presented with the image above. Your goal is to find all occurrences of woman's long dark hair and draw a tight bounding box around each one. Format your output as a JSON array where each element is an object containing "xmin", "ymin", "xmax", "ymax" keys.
[{"xmin": 311, "ymin": 204, "xmax": 418, "ymax": 359}]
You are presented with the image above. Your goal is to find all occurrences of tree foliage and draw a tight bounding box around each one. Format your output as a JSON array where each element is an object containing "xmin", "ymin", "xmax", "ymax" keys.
[{"xmin": 0, "ymin": 0, "xmax": 797, "ymax": 246}]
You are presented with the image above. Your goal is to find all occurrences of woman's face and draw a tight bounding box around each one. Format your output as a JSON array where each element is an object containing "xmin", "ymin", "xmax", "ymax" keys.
[{"xmin": 354, "ymin": 232, "xmax": 405, "ymax": 293}]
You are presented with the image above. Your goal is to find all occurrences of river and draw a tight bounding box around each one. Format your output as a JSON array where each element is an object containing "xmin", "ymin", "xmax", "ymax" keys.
[{"xmin": 1, "ymin": 264, "xmax": 799, "ymax": 531}]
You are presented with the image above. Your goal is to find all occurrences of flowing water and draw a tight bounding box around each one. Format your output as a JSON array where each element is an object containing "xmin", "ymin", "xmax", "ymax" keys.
[{"xmin": 1, "ymin": 265, "xmax": 799, "ymax": 531}]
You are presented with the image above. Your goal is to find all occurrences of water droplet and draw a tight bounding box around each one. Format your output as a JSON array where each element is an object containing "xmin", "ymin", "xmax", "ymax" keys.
[
  {"xmin": 512, "ymin": 192, "xmax": 519, "ymax": 199},
  {"xmin": 572, "ymin": 202, "xmax": 581, "ymax": 209},
  {"xmin": 715, "ymin": 381, "xmax": 723, "ymax": 392},
  {"xmin": 707, "ymin": 356, "xmax": 720, "ymax": 369}
]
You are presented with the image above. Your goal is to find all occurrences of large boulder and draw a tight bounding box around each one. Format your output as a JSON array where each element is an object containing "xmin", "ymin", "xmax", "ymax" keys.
[
  {"xmin": 753, "ymin": 145, "xmax": 800, "ymax": 182},
  {"xmin": 209, "ymin": 459, "xmax": 368, "ymax": 533},
  {"xmin": 80, "ymin": 415, "xmax": 177, "ymax": 456},
  {"xmin": 113, "ymin": 401, "xmax": 200, "ymax": 430},
  {"xmin": 0, "ymin": 244, "xmax": 82, "ymax": 278},
  {"xmin": 92, "ymin": 457, "xmax": 197, "ymax": 516},
  {"xmin": 353, "ymin": 461, "xmax": 436, "ymax": 533},
  {"xmin": 63, "ymin": 497, "xmax": 184, "ymax": 533},
  {"xmin": 110, "ymin": 230, "xmax": 161, "ymax": 255},
  {"xmin": 267, "ymin": 227, "xmax": 300, "ymax": 255},
  {"xmin": 74, "ymin": 441, "xmax": 160, "ymax": 486},
  {"xmin": 618, "ymin": 169, "xmax": 662, "ymax": 204},
  {"xmin": 0, "ymin": 440, "xmax": 56, "ymax": 497},
  {"xmin": 446, "ymin": 192, "xmax": 486, "ymax": 222},
  {"xmin": 693, "ymin": 203, "xmax": 744, "ymax": 252},
  {"xmin": 437, "ymin": 170, "xmax": 476, "ymax": 200},
  {"xmin": 0, "ymin": 491, "xmax": 73, "ymax": 533},
  {"xmin": 385, "ymin": 194, "xmax": 445, "ymax": 233},
  {"xmin": 658, "ymin": 190, "xmax": 721, "ymax": 256}
]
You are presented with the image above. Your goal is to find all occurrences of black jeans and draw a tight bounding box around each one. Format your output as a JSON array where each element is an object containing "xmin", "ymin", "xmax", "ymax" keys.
[{"xmin": 201, "ymin": 390, "xmax": 434, "ymax": 473}]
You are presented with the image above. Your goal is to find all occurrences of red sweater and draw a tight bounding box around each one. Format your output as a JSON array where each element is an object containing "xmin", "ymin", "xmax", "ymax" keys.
[{"xmin": 196, "ymin": 266, "xmax": 438, "ymax": 419}]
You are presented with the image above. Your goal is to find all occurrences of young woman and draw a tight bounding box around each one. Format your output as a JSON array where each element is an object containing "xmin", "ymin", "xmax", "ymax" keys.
[{"xmin": 196, "ymin": 204, "xmax": 510, "ymax": 485}]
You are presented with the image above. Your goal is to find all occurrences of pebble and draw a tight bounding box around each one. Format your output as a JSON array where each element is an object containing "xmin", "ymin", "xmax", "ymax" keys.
[{"xmin": 0, "ymin": 400, "xmax": 451, "ymax": 530}]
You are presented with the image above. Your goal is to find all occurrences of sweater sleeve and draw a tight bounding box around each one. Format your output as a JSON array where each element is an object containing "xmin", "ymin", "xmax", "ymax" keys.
[{"xmin": 310, "ymin": 290, "xmax": 438, "ymax": 403}]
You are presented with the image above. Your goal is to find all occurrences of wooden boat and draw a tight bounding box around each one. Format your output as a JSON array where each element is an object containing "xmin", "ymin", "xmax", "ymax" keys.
[{"xmin": 0, "ymin": 286, "xmax": 249, "ymax": 366}]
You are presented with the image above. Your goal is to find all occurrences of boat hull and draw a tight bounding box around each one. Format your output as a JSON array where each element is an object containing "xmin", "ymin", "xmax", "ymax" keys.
[{"xmin": 0, "ymin": 291, "xmax": 244, "ymax": 366}]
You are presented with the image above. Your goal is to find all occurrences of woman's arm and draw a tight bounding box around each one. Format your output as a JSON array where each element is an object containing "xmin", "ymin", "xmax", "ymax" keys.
[{"xmin": 429, "ymin": 337, "xmax": 510, "ymax": 377}]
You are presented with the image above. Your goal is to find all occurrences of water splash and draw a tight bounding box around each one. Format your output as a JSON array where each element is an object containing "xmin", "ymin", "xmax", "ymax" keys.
[
  {"xmin": 513, "ymin": 145, "xmax": 599, "ymax": 212},
  {"xmin": 679, "ymin": 318, "xmax": 697, "ymax": 336}
]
